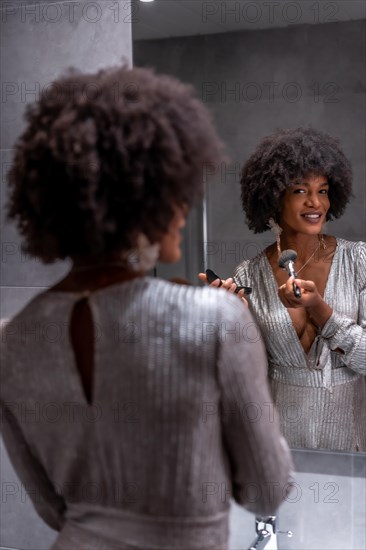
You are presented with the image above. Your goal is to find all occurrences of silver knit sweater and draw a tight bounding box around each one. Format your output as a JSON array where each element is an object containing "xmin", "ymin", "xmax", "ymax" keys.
[
  {"xmin": 1, "ymin": 279, "xmax": 293, "ymax": 550},
  {"xmin": 234, "ymin": 238, "xmax": 366, "ymax": 452}
]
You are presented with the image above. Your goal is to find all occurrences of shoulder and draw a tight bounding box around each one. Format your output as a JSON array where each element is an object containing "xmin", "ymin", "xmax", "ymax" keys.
[
  {"xmin": 233, "ymin": 250, "xmax": 266, "ymax": 283},
  {"xmin": 0, "ymin": 291, "xmax": 62, "ymax": 370},
  {"xmin": 151, "ymin": 278, "xmax": 253, "ymax": 324},
  {"xmin": 337, "ymin": 237, "xmax": 366, "ymax": 254},
  {"xmin": 336, "ymin": 237, "xmax": 366, "ymax": 266},
  {"xmin": 336, "ymin": 238, "xmax": 366, "ymax": 287},
  {"xmin": 336, "ymin": 237, "xmax": 366, "ymax": 250},
  {"xmin": 0, "ymin": 318, "xmax": 10, "ymax": 347},
  {"xmin": 1, "ymin": 291, "xmax": 50, "ymax": 329}
]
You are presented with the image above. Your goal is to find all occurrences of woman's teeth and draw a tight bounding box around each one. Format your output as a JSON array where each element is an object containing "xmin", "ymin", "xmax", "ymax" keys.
[{"xmin": 303, "ymin": 214, "xmax": 321, "ymax": 219}]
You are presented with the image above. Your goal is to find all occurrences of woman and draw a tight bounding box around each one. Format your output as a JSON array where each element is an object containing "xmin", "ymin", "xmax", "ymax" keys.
[
  {"xmin": 0, "ymin": 66, "xmax": 293, "ymax": 550},
  {"xmin": 201, "ymin": 127, "xmax": 366, "ymax": 452}
]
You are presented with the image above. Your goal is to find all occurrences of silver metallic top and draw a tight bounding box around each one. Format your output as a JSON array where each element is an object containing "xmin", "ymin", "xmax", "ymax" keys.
[
  {"xmin": 1, "ymin": 279, "xmax": 293, "ymax": 549},
  {"xmin": 234, "ymin": 238, "xmax": 366, "ymax": 451}
]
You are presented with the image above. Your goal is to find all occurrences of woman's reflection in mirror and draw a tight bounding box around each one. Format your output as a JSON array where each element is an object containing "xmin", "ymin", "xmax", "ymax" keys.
[{"xmin": 200, "ymin": 127, "xmax": 366, "ymax": 452}]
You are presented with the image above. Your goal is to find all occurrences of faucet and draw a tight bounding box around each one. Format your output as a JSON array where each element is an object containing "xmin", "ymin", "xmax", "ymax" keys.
[{"xmin": 248, "ymin": 516, "xmax": 293, "ymax": 550}]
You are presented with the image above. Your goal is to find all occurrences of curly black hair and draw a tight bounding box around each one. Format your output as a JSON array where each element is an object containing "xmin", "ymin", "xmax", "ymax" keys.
[
  {"xmin": 7, "ymin": 65, "xmax": 225, "ymax": 262},
  {"xmin": 240, "ymin": 127, "xmax": 353, "ymax": 233}
]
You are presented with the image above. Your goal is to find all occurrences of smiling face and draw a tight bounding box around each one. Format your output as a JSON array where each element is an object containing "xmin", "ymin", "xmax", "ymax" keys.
[{"xmin": 278, "ymin": 174, "xmax": 330, "ymax": 235}]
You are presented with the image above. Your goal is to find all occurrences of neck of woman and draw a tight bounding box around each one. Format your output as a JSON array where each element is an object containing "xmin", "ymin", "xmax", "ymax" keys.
[
  {"xmin": 49, "ymin": 256, "xmax": 145, "ymax": 293},
  {"xmin": 278, "ymin": 232, "xmax": 324, "ymax": 263}
]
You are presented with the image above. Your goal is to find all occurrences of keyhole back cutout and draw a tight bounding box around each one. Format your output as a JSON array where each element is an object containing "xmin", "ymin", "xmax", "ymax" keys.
[{"xmin": 70, "ymin": 297, "xmax": 95, "ymax": 405}]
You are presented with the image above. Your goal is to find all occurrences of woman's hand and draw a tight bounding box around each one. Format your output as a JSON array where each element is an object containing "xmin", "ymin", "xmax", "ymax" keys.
[
  {"xmin": 198, "ymin": 273, "xmax": 248, "ymax": 306},
  {"xmin": 278, "ymin": 276, "xmax": 321, "ymax": 309},
  {"xmin": 278, "ymin": 276, "xmax": 332, "ymax": 327}
]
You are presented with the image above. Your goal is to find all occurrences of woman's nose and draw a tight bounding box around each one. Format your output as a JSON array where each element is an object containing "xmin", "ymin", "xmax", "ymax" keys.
[{"xmin": 305, "ymin": 193, "xmax": 321, "ymax": 207}]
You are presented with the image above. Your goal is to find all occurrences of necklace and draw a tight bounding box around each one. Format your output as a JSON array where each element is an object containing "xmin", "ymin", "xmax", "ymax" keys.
[{"xmin": 296, "ymin": 241, "xmax": 321, "ymax": 275}]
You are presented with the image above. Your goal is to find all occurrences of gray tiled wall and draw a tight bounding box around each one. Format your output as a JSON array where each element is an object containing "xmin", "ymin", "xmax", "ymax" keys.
[{"xmin": 0, "ymin": 1, "xmax": 132, "ymax": 547}]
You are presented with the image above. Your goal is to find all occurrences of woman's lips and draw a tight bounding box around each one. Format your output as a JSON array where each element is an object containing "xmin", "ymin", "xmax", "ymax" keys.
[{"xmin": 301, "ymin": 213, "xmax": 322, "ymax": 224}]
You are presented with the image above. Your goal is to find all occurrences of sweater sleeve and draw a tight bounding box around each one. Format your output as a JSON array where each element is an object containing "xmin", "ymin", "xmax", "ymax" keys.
[
  {"xmin": 1, "ymin": 318, "xmax": 65, "ymax": 530},
  {"xmin": 233, "ymin": 259, "xmax": 250, "ymax": 288},
  {"xmin": 0, "ymin": 399, "xmax": 66, "ymax": 531},
  {"xmin": 216, "ymin": 295, "xmax": 294, "ymax": 516},
  {"xmin": 320, "ymin": 242, "xmax": 366, "ymax": 376}
]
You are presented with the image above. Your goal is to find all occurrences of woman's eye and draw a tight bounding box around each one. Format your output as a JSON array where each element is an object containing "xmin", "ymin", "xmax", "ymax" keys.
[
  {"xmin": 319, "ymin": 189, "xmax": 329, "ymax": 194},
  {"xmin": 293, "ymin": 188, "xmax": 306, "ymax": 194}
]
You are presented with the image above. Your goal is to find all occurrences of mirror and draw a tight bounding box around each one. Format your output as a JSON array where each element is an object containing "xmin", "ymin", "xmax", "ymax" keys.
[{"xmin": 132, "ymin": 0, "xmax": 366, "ymax": 452}]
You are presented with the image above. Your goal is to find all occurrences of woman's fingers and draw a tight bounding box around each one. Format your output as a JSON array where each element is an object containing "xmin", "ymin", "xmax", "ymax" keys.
[
  {"xmin": 278, "ymin": 284, "xmax": 295, "ymax": 307},
  {"xmin": 236, "ymin": 287, "xmax": 248, "ymax": 305},
  {"xmin": 220, "ymin": 278, "xmax": 238, "ymax": 293},
  {"xmin": 198, "ymin": 272, "xmax": 222, "ymax": 287},
  {"xmin": 198, "ymin": 273, "xmax": 248, "ymax": 306},
  {"xmin": 279, "ymin": 276, "xmax": 320, "ymax": 308},
  {"xmin": 293, "ymin": 278, "xmax": 316, "ymax": 292},
  {"xmin": 198, "ymin": 274, "xmax": 246, "ymax": 296},
  {"xmin": 278, "ymin": 277, "xmax": 300, "ymax": 307}
]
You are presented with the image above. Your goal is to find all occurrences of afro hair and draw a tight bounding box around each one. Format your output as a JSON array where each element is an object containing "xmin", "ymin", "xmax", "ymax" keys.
[
  {"xmin": 7, "ymin": 65, "xmax": 225, "ymax": 262},
  {"xmin": 240, "ymin": 127, "xmax": 352, "ymax": 233}
]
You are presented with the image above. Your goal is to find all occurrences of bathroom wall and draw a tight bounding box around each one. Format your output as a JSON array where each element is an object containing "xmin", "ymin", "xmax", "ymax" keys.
[{"xmin": 0, "ymin": 2, "xmax": 132, "ymax": 547}]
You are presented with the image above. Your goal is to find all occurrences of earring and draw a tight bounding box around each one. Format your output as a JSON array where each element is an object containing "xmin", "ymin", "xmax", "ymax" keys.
[
  {"xmin": 126, "ymin": 234, "xmax": 160, "ymax": 272},
  {"xmin": 268, "ymin": 217, "xmax": 283, "ymax": 257},
  {"xmin": 319, "ymin": 222, "xmax": 327, "ymax": 250},
  {"xmin": 319, "ymin": 234, "xmax": 327, "ymax": 250}
]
